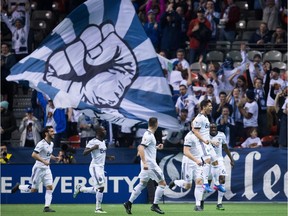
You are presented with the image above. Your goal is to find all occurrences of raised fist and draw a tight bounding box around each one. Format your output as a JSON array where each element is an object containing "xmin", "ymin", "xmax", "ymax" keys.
[{"xmin": 44, "ymin": 22, "xmax": 138, "ymax": 108}]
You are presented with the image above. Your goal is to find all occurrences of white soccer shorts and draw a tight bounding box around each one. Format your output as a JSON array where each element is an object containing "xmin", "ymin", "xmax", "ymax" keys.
[
  {"xmin": 181, "ymin": 162, "xmax": 203, "ymax": 183},
  {"xmin": 138, "ymin": 165, "xmax": 164, "ymax": 183},
  {"xmin": 30, "ymin": 166, "xmax": 53, "ymax": 189},
  {"xmin": 89, "ymin": 164, "xmax": 106, "ymax": 188}
]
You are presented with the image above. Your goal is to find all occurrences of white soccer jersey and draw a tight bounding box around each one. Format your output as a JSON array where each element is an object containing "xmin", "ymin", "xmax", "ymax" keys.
[
  {"xmin": 192, "ymin": 113, "xmax": 210, "ymax": 140},
  {"xmin": 182, "ymin": 131, "xmax": 203, "ymax": 164},
  {"xmin": 210, "ymin": 131, "xmax": 227, "ymax": 160},
  {"xmin": 141, "ymin": 130, "xmax": 157, "ymax": 167},
  {"xmin": 86, "ymin": 138, "xmax": 107, "ymax": 167},
  {"xmin": 33, "ymin": 139, "xmax": 54, "ymax": 169}
]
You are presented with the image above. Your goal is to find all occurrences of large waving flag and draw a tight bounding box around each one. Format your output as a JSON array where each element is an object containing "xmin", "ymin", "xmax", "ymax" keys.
[{"xmin": 7, "ymin": 0, "xmax": 179, "ymax": 130}]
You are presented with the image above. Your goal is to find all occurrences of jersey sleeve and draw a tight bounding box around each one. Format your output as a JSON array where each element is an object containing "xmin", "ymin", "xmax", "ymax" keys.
[
  {"xmin": 86, "ymin": 139, "xmax": 98, "ymax": 148},
  {"xmin": 192, "ymin": 116, "xmax": 201, "ymax": 129},
  {"xmin": 141, "ymin": 132, "xmax": 152, "ymax": 147},
  {"xmin": 184, "ymin": 134, "xmax": 193, "ymax": 147},
  {"xmin": 220, "ymin": 132, "xmax": 227, "ymax": 145},
  {"xmin": 34, "ymin": 141, "xmax": 43, "ymax": 153}
]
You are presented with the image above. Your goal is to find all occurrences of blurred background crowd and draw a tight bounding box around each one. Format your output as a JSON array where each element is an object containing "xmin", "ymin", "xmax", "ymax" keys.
[{"xmin": 1, "ymin": 0, "xmax": 287, "ymax": 164}]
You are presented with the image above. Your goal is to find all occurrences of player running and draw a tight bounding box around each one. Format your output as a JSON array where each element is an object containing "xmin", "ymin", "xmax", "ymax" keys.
[
  {"xmin": 123, "ymin": 117, "xmax": 166, "ymax": 214},
  {"xmin": 73, "ymin": 126, "xmax": 115, "ymax": 214},
  {"xmin": 11, "ymin": 126, "xmax": 60, "ymax": 212}
]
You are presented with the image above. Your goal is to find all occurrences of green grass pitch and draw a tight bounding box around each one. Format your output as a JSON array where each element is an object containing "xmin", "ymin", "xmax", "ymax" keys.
[{"xmin": 1, "ymin": 203, "xmax": 287, "ymax": 216}]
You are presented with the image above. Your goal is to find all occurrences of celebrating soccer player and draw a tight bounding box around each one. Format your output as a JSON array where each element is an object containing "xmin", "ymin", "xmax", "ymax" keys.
[{"xmin": 11, "ymin": 126, "xmax": 60, "ymax": 212}]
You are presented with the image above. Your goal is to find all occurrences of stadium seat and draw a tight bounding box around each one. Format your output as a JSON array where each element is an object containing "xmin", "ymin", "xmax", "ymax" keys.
[
  {"xmin": 247, "ymin": 50, "xmax": 262, "ymax": 61},
  {"xmin": 206, "ymin": 51, "xmax": 224, "ymax": 62},
  {"xmin": 283, "ymin": 52, "xmax": 288, "ymax": 63},
  {"xmin": 241, "ymin": 31, "xmax": 254, "ymax": 41},
  {"xmin": 263, "ymin": 50, "xmax": 282, "ymax": 62},
  {"xmin": 231, "ymin": 41, "xmax": 246, "ymax": 50},
  {"xmin": 247, "ymin": 20, "xmax": 263, "ymax": 30},
  {"xmin": 216, "ymin": 41, "xmax": 231, "ymax": 52},
  {"xmin": 190, "ymin": 62, "xmax": 207, "ymax": 71},
  {"xmin": 272, "ymin": 62, "xmax": 287, "ymax": 70},
  {"xmin": 226, "ymin": 50, "xmax": 242, "ymax": 62},
  {"xmin": 68, "ymin": 135, "xmax": 81, "ymax": 148}
]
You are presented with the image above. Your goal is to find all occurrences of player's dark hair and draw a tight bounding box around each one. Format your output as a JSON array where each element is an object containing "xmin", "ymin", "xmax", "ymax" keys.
[
  {"xmin": 43, "ymin": 126, "xmax": 53, "ymax": 134},
  {"xmin": 148, "ymin": 117, "xmax": 158, "ymax": 127},
  {"xmin": 200, "ymin": 99, "xmax": 211, "ymax": 110}
]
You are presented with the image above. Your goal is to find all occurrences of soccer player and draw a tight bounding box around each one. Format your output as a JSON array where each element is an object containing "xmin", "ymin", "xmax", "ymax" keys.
[
  {"xmin": 123, "ymin": 117, "xmax": 166, "ymax": 215},
  {"xmin": 11, "ymin": 126, "xmax": 59, "ymax": 212},
  {"xmin": 169, "ymin": 125, "xmax": 205, "ymax": 211},
  {"xmin": 73, "ymin": 126, "xmax": 114, "ymax": 213},
  {"xmin": 192, "ymin": 100, "xmax": 225, "ymax": 193},
  {"xmin": 209, "ymin": 123, "xmax": 234, "ymax": 210}
]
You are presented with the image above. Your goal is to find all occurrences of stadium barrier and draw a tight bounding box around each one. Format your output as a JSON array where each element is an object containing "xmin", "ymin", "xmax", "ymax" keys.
[{"xmin": 1, "ymin": 147, "xmax": 287, "ymax": 203}]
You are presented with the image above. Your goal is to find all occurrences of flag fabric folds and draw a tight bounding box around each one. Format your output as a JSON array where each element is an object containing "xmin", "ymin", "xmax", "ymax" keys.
[{"xmin": 7, "ymin": 0, "xmax": 179, "ymax": 130}]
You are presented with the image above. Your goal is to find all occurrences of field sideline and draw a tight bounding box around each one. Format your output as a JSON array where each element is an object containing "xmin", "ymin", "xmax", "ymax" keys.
[{"xmin": 1, "ymin": 203, "xmax": 287, "ymax": 216}]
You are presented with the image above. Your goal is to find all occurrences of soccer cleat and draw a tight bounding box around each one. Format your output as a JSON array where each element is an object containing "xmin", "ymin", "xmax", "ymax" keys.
[
  {"xmin": 216, "ymin": 204, "xmax": 225, "ymax": 210},
  {"xmin": 200, "ymin": 200, "xmax": 204, "ymax": 210},
  {"xmin": 11, "ymin": 183, "xmax": 20, "ymax": 193},
  {"xmin": 151, "ymin": 204, "xmax": 164, "ymax": 214},
  {"xmin": 43, "ymin": 207, "xmax": 56, "ymax": 212},
  {"xmin": 194, "ymin": 205, "xmax": 203, "ymax": 211},
  {"xmin": 168, "ymin": 180, "xmax": 176, "ymax": 190},
  {"xmin": 213, "ymin": 184, "xmax": 226, "ymax": 193},
  {"xmin": 123, "ymin": 201, "xmax": 132, "ymax": 214},
  {"xmin": 95, "ymin": 208, "xmax": 107, "ymax": 213},
  {"xmin": 73, "ymin": 185, "xmax": 82, "ymax": 198},
  {"xmin": 202, "ymin": 183, "xmax": 213, "ymax": 193}
]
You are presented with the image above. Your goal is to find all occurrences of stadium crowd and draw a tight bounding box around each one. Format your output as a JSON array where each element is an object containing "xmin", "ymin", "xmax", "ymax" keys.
[{"xmin": 1, "ymin": 0, "xmax": 287, "ymax": 160}]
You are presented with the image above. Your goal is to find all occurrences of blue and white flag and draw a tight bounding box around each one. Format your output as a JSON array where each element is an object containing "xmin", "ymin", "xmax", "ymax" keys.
[{"xmin": 7, "ymin": 0, "xmax": 179, "ymax": 130}]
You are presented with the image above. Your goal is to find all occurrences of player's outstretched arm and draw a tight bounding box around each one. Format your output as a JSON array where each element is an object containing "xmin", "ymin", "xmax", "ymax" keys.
[
  {"xmin": 223, "ymin": 144, "xmax": 234, "ymax": 167},
  {"xmin": 83, "ymin": 145, "xmax": 98, "ymax": 156}
]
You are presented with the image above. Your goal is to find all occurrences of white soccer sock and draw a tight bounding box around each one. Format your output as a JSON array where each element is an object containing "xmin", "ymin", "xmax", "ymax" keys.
[
  {"xmin": 129, "ymin": 183, "xmax": 146, "ymax": 203},
  {"xmin": 80, "ymin": 186, "xmax": 96, "ymax": 194},
  {"xmin": 194, "ymin": 185, "xmax": 204, "ymax": 206},
  {"xmin": 203, "ymin": 163, "xmax": 211, "ymax": 184},
  {"xmin": 153, "ymin": 185, "xmax": 165, "ymax": 204},
  {"xmin": 96, "ymin": 191, "xmax": 103, "ymax": 209},
  {"xmin": 211, "ymin": 165, "xmax": 220, "ymax": 185},
  {"xmin": 45, "ymin": 190, "xmax": 53, "ymax": 207},
  {"xmin": 174, "ymin": 180, "xmax": 186, "ymax": 189},
  {"xmin": 19, "ymin": 185, "xmax": 31, "ymax": 193},
  {"xmin": 218, "ymin": 190, "xmax": 225, "ymax": 204}
]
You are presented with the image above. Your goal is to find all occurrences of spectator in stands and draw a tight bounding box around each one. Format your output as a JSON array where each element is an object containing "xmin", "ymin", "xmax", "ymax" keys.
[
  {"xmin": 241, "ymin": 128, "xmax": 262, "ymax": 148},
  {"xmin": 66, "ymin": 108, "xmax": 81, "ymax": 138},
  {"xmin": 175, "ymin": 5, "xmax": 189, "ymax": 49},
  {"xmin": 171, "ymin": 48, "xmax": 190, "ymax": 70},
  {"xmin": 0, "ymin": 144, "xmax": 13, "ymax": 164},
  {"xmin": 175, "ymin": 83, "xmax": 199, "ymax": 121},
  {"xmin": 159, "ymin": 3, "xmax": 182, "ymax": 59},
  {"xmin": 245, "ymin": 63, "xmax": 270, "ymax": 138},
  {"xmin": 37, "ymin": 93, "xmax": 66, "ymax": 147},
  {"xmin": 215, "ymin": 105, "xmax": 235, "ymax": 148},
  {"xmin": 217, "ymin": 57, "xmax": 235, "ymax": 92},
  {"xmin": 218, "ymin": 0, "xmax": 240, "ymax": 43},
  {"xmin": 212, "ymin": 91, "xmax": 233, "ymax": 121},
  {"xmin": 0, "ymin": 101, "xmax": 17, "ymax": 146},
  {"xmin": 271, "ymin": 26, "xmax": 287, "ymax": 44},
  {"xmin": 237, "ymin": 89, "xmax": 259, "ymax": 139},
  {"xmin": 163, "ymin": 109, "xmax": 190, "ymax": 148},
  {"xmin": 228, "ymin": 73, "xmax": 247, "ymax": 98},
  {"xmin": 1, "ymin": 42, "xmax": 17, "ymax": 111},
  {"xmin": 262, "ymin": 0, "xmax": 281, "ymax": 31},
  {"xmin": 187, "ymin": 7, "xmax": 212, "ymax": 63},
  {"xmin": 6, "ymin": 0, "xmax": 29, "ymax": 24},
  {"xmin": 143, "ymin": 9, "xmax": 160, "ymax": 52},
  {"xmin": 241, "ymin": 43, "xmax": 265, "ymax": 81},
  {"xmin": 1, "ymin": 1, "xmax": 30, "ymax": 61},
  {"xmin": 77, "ymin": 112, "xmax": 99, "ymax": 148},
  {"xmin": 204, "ymin": 0, "xmax": 220, "ymax": 41},
  {"xmin": 145, "ymin": 0, "xmax": 166, "ymax": 23},
  {"xmin": 277, "ymin": 97, "xmax": 287, "ymax": 148},
  {"xmin": 199, "ymin": 56, "xmax": 221, "ymax": 96},
  {"xmin": 19, "ymin": 107, "xmax": 42, "ymax": 147},
  {"xmin": 227, "ymin": 88, "xmax": 244, "ymax": 144},
  {"xmin": 198, "ymin": 84, "xmax": 218, "ymax": 106},
  {"xmin": 266, "ymin": 67, "xmax": 285, "ymax": 134},
  {"xmin": 248, "ymin": 22, "xmax": 271, "ymax": 48}
]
